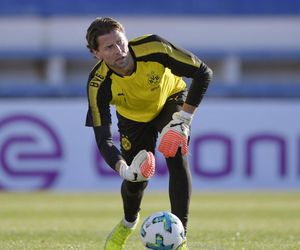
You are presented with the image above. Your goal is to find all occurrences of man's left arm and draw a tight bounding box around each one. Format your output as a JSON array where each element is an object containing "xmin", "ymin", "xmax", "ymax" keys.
[
  {"xmin": 184, "ymin": 62, "xmax": 213, "ymax": 110},
  {"xmin": 158, "ymin": 63, "xmax": 213, "ymax": 158},
  {"xmin": 158, "ymin": 37, "xmax": 213, "ymax": 157}
]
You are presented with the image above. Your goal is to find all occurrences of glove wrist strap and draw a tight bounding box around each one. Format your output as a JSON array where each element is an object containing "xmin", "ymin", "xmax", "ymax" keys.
[
  {"xmin": 118, "ymin": 160, "xmax": 129, "ymax": 179},
  {"xmin": 178, "ymin": 110, "xmax": 193, "ymax": 124}
]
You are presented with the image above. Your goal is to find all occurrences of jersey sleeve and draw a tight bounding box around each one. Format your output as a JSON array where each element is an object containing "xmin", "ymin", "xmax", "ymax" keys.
[
  {"xmin": 85, "ymin": 65, "xmax": 122, "ymax": 171},
  {"xmin": 93, "ymin": 125, "xmax": 123, "ymax": 170},
  {"xmin": 155, "ymin": 35, "xmax": 213, "ymax": 107},
  {"xmin": 85, "ymin": 65, "xmax": 113, "ymax": 127}
]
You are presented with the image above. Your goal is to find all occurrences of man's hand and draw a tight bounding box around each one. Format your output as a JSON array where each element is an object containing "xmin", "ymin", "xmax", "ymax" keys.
[
  {"xmin": 158, "ymin": 110, "xmax": 193, "ymax": 158},
  {"xmin": 119, "ymin": 150, "xmax": 155, "ymax": 182}
]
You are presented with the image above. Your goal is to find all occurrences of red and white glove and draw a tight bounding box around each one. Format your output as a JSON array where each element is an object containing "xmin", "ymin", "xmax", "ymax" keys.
[
  {"xmin": 119, "ymin": 150, "xmax": 155, "ymax": 182},
  {"xmin": 158, "ymin": 110, "xmax": 193, "ymax": 158}
]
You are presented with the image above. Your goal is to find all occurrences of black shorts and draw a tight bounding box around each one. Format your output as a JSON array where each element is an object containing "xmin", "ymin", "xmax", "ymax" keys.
[{"xmin": 117, "ymin": 91, "xmax": 186, "ymax": 164}]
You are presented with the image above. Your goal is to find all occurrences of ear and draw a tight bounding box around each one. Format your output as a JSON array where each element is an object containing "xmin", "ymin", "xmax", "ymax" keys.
[{"xmin": 92, "ymin": 49, "xmax": 102, "ymax": 60}]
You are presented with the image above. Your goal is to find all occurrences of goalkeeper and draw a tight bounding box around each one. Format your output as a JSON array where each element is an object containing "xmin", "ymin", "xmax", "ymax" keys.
[{"xmin": 85, "ymin": 17, "xmax": 212, "ymax": 250}]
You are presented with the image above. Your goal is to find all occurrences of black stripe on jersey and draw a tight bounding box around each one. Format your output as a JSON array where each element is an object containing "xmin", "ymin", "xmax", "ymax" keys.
[
  {"xmin": 136, "ymin": 53, "xmax": 167, "ymax": 66},
  {"xmin": 136, "ymin": 53, "xmax": 200, "ymax": 78},
  {"xmin": 129, "ymin": 34, "xmax": 161, "ymax": 46},
  {"xmin": 168, "ymin": 57, "xmax": 200, "ymax": 78},
  {"xmin": 145, "ymin": 34, "xmax": 190, "ymax": 56}
]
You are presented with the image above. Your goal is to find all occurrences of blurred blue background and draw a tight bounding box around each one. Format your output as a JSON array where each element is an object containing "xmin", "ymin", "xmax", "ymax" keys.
[
  {"xmin": 0, "ymin": 0, "xmax": 300, "ymax": 191},
  {"xmin": 0, "ymin": 0, "xmax": 299, "ymax": 97}
]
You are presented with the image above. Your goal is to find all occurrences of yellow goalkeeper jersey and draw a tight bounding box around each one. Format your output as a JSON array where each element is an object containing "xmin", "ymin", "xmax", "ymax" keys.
[{"xmin": 86, "ymin": 34, "xmax": 202, "ymax": 126}]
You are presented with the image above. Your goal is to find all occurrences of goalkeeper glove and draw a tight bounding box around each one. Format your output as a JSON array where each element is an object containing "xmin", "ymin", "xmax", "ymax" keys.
[
  {"xmin": 119, "ymin": 150, "xmax": 155, "ymax": 182},
  {"xmin": 158, "ymin": 110, "xmax": 193, "ymax": 158}
]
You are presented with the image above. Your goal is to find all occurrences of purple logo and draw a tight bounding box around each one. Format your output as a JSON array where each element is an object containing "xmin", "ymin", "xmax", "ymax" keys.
[
  {"xmin": 193, "ymin": 132, "xmax": 290, "ymax": 179},
  {"xmin": 245, "ymin": 134, "xmax": 287, "ymax": 177},
  {"xmin": 193, "ymin": 134, "xmax": 233, "ymax": 178},
  {"xmin": 0, "ymin": 114, "xmax": 63, "ymax": 190}
]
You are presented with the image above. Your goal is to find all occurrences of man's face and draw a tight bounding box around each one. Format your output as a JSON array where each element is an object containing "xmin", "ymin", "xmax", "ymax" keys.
[{"xmin": 93, "ymin": 30, "xmax": 130, "ymax": 70}]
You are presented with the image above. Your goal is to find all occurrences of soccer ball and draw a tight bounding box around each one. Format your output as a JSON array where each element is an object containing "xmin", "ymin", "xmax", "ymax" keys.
[{"xmin": 140, "ymin": 211, "xmax": 186, "ymax": 250}]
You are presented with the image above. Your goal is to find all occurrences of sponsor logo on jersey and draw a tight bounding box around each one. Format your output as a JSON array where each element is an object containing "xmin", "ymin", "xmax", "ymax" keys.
[{"xmin": 90, "ymin": 72, "xmax": 105, "ymax": 87}]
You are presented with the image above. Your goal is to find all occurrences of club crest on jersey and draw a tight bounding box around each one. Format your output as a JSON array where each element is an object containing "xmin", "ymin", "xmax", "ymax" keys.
[
  {"xmin": 121, "ymin": 135, "xmax": 131, "ymax": 151},
  {"xmin": 147, "ymin": 71, "xmax": 160, "ymax": 87}
]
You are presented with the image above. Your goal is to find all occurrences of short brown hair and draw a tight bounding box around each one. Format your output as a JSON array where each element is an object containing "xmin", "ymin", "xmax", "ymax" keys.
[{"xmin": 86, "ymin": 17, "xmax": 125, "ymax": 53}]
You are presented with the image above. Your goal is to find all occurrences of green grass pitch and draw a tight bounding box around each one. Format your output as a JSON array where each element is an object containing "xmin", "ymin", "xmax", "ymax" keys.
[{"xmin": 0, "ymin": 192, "xmax": 300, "ymax": 250}]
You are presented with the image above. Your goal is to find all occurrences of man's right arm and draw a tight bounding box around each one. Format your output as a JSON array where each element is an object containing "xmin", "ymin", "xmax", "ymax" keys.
[{"xmin": 93, "ymin": 125, "xmax": 123, "ymax": 171}]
